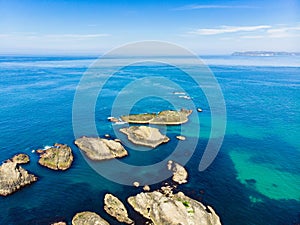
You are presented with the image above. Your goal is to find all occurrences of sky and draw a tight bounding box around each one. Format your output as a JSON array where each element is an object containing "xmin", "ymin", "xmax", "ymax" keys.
[{"xmin": 0, "ymin": 0, "xmax": 300, "ymax": 55}]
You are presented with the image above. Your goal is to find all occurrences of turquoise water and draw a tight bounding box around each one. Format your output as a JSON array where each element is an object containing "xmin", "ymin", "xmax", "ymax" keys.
[{"xmin": 0, "ymin": 56, "xmax": 299, "ymax": 224}]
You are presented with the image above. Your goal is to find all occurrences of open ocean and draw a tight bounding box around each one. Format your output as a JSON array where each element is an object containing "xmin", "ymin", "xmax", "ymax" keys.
[{"xmin": 0, "ymin": 55, "xmax": 299, "ymax": 225}]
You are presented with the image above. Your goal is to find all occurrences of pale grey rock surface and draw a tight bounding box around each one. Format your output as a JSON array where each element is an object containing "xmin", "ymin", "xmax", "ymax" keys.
[
  {"xmin": 104, "ymin": 193, "xmax": 134, "ymax": 224},
  {"xmin": 0, "ymin": 159, "xmax": 37, "ymax": 196},
  {"xmin": 74, "ymin": 136, "xmax": 128, "ymax": 160},
  {"xmin": 120, "ymin": 126, "xmax": 169, "ymax": 148},
  {"xmin": 128, "ymin": 190, "xmax": 221, "ymax": 225},
  {"xmin": 72, "ymin": 211, "xmax": 110, "ymax": 225},
  {"xmin": 167, "ymin": 160, "xmax": 188, "ymax": 184}
]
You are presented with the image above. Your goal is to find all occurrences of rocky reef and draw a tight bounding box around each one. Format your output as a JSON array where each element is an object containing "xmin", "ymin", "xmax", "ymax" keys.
[
  {"xmin": 128, "ymin": 189, "xmax": 221, "ymax": 225},
  {"xmin": 74, "ymin": 136, "xmax": 128, "ymax": 160},
  {"xmin": 104, "ymin": 193, "xmax": 134, "ymax": 224},
  {"xmin": 120, "ymin": 126, "xmax": 170, "ymax": 148},
  {"xmin": 72, "ymin": 211, "xmax": 109, "ymax": 225},
  {"xmin": 120, "ymin": 109, "xmax": 192, "ymax": 125},
  {"xmin": 37, "ymin": 143, "xmax": 73, "ymax": 170},
  {"xmin": 167, "ymin": 160, "xmax": 188, "ymax": 184},
  {"xmin": 0, "ymin": 155, "xmax": 37, "ymax": 196}
]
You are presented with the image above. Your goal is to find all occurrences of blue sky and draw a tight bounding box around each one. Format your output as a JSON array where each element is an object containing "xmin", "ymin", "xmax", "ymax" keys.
[{"xmin": 0, "ymin": 0, "xmax": 299, "ymax": 54}]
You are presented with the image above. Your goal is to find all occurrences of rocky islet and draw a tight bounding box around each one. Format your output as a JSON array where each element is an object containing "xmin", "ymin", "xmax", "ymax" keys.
[
  {"xmin": 120, "ymin": 126, "xmax": 170, "ymax": 148},
  {"xmin": 37, "ymin": 143, "xmax": 73, "ymax": 170},
  {"xmin": 74, "ymin": 136, "xmax": 128, "ymax": 160},
  {"xmin": 0, "ymin": 154, "xmax": 37, "ymax": 196}
]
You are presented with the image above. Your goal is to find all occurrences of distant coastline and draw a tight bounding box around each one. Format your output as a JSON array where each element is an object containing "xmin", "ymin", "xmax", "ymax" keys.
[{"xmin": 232, "ymin": 51, "xmax": 300, "ymax": 56}]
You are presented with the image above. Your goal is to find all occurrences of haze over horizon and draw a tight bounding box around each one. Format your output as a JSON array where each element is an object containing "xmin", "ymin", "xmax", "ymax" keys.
[{"xmin": 0, "ymin": 0, "xmax": 299, "ymax": 55}]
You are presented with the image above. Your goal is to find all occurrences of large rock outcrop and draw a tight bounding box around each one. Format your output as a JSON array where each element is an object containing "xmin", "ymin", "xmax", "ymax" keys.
[
  {"xmin": 0, "ymin": 158, "xmax": 37, "ymax": 196},
  {"xmin": 128, "ymin": 190, "xmax": 221, "ymax": 225},
  {"xmin": 37, "ymin": 143, "xmax": 73, "ymax": 170},
  {"xmin": 120, "ymin": 109, "xmax": 192, "ymax": 125},
  {"xmin": 167, "ymin": 160, "xmax": 188, "ymax": 184},
  {"xmin": 74, "ymin": 136, "xmax": 128, "ymax": 160},
  {"xmin": 120, "ymin": 126, "xmax": 169, "ymax": 148},
  {"xmin": 72, "ymin": 211, "xmax": 109, "ymax": 225},
  {"xmin": 104, "ymin": 193, "xmax": 134, "ymax": 224}
]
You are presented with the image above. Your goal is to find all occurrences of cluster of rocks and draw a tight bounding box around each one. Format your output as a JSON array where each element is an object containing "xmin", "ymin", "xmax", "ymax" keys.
[
  {"xmin": 167, "ymin": 160, "xmax": 188, "ymax": 184},
  {"xmin": 1, "ymin": 107, "xmax": 221, "ymax": 224},
  {"xmin": 51, "ymin": 184, "xmax": 221, "ymax": 225},
  {"xmin": 0, "ymin": 142, "xmax": 74, "ymax": 197}
]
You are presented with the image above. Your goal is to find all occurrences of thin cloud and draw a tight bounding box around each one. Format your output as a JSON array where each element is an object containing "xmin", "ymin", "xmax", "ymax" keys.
[
  {"xmin": 267, "ymin": 26, "xmax": 300, "ymax": 38},
  {"xmin": 236, "ymin": 25, "xmax": 300, "ymax": 39},
  {"xmin": 190, "ymin": 25, "xmax": 271, "ymax": 35},
  {"xmin": 172, "ymin": 4, "xmax": 256, "ymax": 11},
  {"xmin": 45, "ymin": 34, "xmax": 110, "ymax": 39},
  {"xmin": 240, "ymin": 35, "xmax": 265, "ymax": 39},
  {"xmin": 0, "ymin": 33, "xmax": 110, "ymax": 40}
]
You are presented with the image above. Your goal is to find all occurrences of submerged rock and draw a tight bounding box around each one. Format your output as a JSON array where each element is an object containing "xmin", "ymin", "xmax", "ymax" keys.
[
  {"xmin": 37, "ymin": 143, "xmax": 73, "ymax": 170},
  {"xmin": 72, "ymin": 211, "xmax": 109, "ymax": 225},
  {"xmin": 11, "ymin": 153, "xmax": 30, "ymax": 164},
  {"xmin": 120, "ymin": 109, "xmax": 192, "ymax": 125},
  {"xmin": 120, "ymin": 126, "xmax": 169, "ymax": 148},
  {"xmin": 104, "ymin": 193, "xmax": 134, "ymax": 224},
  {"xmin": 167, "ymin": 160, "xmax": 188, "ymax": 184},
  {"xmin": 74, "ymin": 136, "xmax": 128, "ymax": 160},
  {"xmin": 128, "ymin": 190, "xmax": 221, "ymax": 225},
  {"xmin": 0, "ymin": 160, "xmax": 37, "ymax": 196}
]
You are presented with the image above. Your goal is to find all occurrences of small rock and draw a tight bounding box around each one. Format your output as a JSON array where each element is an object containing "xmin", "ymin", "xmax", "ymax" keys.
[
  {"xmin": 176, "ymin": 135, "xmax": 186, "ymax": 141},
  {"xmin": 143, "ymin": 185, "xmax": 150, "ymax": 191},
  {"xmin": 104, "ymin": 134, "xmax": 110, "ymax": 138},
  {"xmin": 36, "ymin": 149, "xmax": 44, "ymax": 154},
  {"xmin": 51, "ymin": 222, "xmax": 67, "ymax": 225},
  {"xmin": 161, "ymin": 186, "xmax": 173, "ymax": 196},
  {"xmin": 12, "ymin": 153, "xmax": 30, "ymax": 164},
  {"xmin": 114, "ymin": 139, "xmax": 121, "ymax": 143},
  {"xmin": 104, "ymin": 193, "xmax": 134, "ymax": 224},
  {"xmin": 167, "ymin": 161, "xmax": 188, "ymax": 184},
  {"xmin": 133, "ymin": 181, "xmax": 140, "ymax": 187},
  {"xmin": 197, "ymin": 108, "xmax": 203, "ymax": 112},
  {"xmin": 72, "ymin": 211, "xmax": 109, "ymax": 225},
  {"xmin": 108, "ymin": 117, "xmax": 120, "ymax": 123}
]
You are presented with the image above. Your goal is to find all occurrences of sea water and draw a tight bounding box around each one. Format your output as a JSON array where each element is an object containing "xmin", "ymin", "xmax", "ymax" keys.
[{"xmin": 0, "ymin": 55, "xmax": 299, "ymax": 225}]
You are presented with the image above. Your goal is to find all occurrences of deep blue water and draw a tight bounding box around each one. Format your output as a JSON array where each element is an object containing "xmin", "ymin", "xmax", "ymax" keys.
[{"xmin": 0, "ymin": 55, "xmax": 299, "ymax": 225}]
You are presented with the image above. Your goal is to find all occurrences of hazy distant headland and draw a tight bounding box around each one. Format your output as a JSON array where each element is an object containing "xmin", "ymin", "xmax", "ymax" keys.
[{"xmin": 232, "ymin": 51, "xmax": 300, "ymax": 56}]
